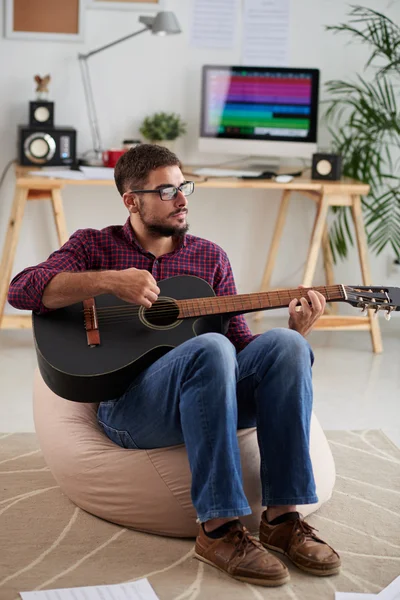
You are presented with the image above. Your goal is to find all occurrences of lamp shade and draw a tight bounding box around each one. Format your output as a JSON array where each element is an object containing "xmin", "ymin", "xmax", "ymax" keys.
[{"xmin": 139, "ymin": 11, "xmax": 181, "ymax": 35}]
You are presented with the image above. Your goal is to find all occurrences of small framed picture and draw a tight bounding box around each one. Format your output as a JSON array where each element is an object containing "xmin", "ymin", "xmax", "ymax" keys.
[
  {"xmin": 87, "ymin": 0, "xmax": 164, "ymax": 10},
  {"xmin": 4, "ymin": 0, "xmax": 85, "ymax": 42}
]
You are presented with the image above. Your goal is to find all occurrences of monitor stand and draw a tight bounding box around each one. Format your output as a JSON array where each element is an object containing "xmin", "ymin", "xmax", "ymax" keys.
[{"xmin": 243, "ymin": 156, "xmax": 280, "ymax": 173}]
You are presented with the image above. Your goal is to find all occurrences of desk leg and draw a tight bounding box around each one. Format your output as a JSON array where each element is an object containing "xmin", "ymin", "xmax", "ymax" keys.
[
  {"xmin": 322, "ymin": 223, "xmax": 338, "ymax": 314},
  {"xmin": 50, "ymin": 188, "xmax": 69, "ymax": 246},
  {"xmin": 0, "ymin": 187, "xmax": 29, "ymax": 326},
  {"xmin": 351, "ymin": 195, "xmax": 383, "ymax": 353},
  {"xmin": 260, "ymin": 189, "xmax": 292, "ymax": 291},
  {"xmin": 302, "ymin": 193, "xmax": 330, "ymax": 287},
  {"xmin": 254, "ymin": 190, "xmax": 291, "ymax": 322}
]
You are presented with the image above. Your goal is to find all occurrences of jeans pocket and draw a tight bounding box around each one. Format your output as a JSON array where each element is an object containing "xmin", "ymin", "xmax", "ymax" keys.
[{"xmin": 98, "ymin": 420, "xmax": 140, "ymax": 450}]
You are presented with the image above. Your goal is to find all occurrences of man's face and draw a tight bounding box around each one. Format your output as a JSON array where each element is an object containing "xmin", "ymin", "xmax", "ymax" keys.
[{"xmin": 133, "ymin": 166, "xmax": 190, "ymax": 238}]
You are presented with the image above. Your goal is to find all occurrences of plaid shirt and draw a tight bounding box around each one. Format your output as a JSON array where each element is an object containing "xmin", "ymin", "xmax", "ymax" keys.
[{"xmin": 8, "ymin": 218, "xmax": 256, "ymax": 352}]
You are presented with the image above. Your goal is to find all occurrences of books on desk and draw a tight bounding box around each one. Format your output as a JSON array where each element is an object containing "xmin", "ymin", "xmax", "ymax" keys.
[{"xmin": 28, "ymin": 167, "xmax": 115, "ymax": 181}]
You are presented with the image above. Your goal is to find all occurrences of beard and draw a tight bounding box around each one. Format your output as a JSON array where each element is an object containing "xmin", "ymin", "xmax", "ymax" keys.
[{"xmin": 138, "ymin": 201, "xmax": 189, "ymax": 238}]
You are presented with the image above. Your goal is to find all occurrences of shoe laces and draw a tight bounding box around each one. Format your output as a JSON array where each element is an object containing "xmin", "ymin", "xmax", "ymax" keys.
[
  {"xmin": 293, "ymin": 519, "xmax": 319, "ymax": 541},
  {"xmin": 226, "ymin": 527, "xmax": 260, "ymax": 559}
]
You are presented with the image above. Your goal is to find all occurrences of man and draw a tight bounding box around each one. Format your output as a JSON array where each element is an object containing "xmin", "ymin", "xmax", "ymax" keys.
[{"xmin": 8, "ymin": 144, "xmax": 340, "ymax": 587}]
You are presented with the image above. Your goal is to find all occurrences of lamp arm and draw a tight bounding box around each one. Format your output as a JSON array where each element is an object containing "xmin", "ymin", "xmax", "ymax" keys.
[
  {"xmin": 79, "ymin": 27, "xmax": 148, "ymax": 60},
  {"xmin": 79, "ymin": 56, "xmax": 103, "ymax": 156},
  {"xmin": 77, "ymin": 26, "xmax": 149, "ymax": 160}
]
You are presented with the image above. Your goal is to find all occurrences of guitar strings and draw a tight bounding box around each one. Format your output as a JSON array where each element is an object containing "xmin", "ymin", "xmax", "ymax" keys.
[
  {"xmin": 88, "ymin": 286, "xmax": 345, "ymax": 324},
  {"xmin": 90, "ymin": 285, "xmax": 344, "ymax": 318},
  {"xmin": 95, "ymin": 302, "xmax": 339, "ymax": 325},
  {"xmin": 94, "ymin": 299, "xmax": 343, "ymax": 320},
  {"xmin": 92, "ymin": 291, "xmax": 344, "ymax": 321}
]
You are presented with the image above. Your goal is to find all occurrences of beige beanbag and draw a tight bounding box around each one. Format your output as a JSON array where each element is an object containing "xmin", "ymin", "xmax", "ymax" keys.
[{"xmin": 33, "ymin": 370, "xmax": 336, "ymax": 537}]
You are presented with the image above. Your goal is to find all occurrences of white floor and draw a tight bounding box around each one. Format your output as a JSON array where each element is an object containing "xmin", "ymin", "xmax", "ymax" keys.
[{"xmin": 0, "ymin": 316, "xmax": 399, "ymax": 448}]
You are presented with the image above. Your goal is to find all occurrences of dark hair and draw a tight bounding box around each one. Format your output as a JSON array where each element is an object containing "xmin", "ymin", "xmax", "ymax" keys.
[{"xmin": 114, "ymin": 143, "xmax": 181, "ymax": 196}]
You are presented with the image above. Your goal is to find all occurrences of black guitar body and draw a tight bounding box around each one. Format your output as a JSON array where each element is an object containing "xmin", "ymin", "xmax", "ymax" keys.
[{"xmin": 33, "ymin": 276, "xmax": 225, "ymax": 403}]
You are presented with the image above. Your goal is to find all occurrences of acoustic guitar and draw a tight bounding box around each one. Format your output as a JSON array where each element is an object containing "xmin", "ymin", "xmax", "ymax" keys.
[{"xmin": 32, "ymin": 275, "xmax": 400, "ymax": 403}]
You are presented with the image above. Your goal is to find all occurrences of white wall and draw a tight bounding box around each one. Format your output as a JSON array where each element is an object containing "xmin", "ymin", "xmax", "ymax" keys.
[{"xmin": 1, "ymin": 0, "xmax": 398, "ymax": 318}]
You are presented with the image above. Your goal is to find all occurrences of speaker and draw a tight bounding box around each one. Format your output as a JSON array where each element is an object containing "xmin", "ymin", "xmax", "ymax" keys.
[
  {"xmin": 312, "ymin": 153, "xmax": 342, "ymax": 181},
  {"xmin": 18, "ymin": 125, "xmax": 77, "ymax": 167},
  {"xmin": 29, "ymin": 101, "xmax": 54, "ymax": 128}
]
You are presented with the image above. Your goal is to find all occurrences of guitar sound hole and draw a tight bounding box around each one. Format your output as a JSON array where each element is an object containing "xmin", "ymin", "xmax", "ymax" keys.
[{"xmin": 143, "ymin": 298, "xmax": 180, "ymax": 327}]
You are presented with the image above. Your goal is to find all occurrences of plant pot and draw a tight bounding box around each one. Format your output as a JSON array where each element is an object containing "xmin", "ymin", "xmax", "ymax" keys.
[{"xmin": 150, "ymin": 140, "xmax": 176, "ymax": 152}]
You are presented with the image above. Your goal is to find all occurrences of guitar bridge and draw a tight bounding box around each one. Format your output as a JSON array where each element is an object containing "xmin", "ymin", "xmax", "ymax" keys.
[{"xmin": 83, "ymin": 298, "xmax": 100, "ymax": 347}]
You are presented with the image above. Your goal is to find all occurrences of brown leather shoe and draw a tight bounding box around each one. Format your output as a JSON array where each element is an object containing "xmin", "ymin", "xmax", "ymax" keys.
[
  {"xmin": 195, "ymin": 521, "xmax": 290, "ymax": 587},
  {"xmin": 259, "ymin": 511, "xmax": 341, "ymax": 576}
]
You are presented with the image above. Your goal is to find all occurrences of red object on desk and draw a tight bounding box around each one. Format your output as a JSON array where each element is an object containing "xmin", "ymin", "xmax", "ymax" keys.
[{"xmin": 102, "ymin": 149, "xmax": 126, "ymax": 168}]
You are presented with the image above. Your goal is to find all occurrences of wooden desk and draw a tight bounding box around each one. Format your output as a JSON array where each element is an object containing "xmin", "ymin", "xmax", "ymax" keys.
[{"xmin": 0, "ymin": 166, "xmax": 382, "ymax": 353}]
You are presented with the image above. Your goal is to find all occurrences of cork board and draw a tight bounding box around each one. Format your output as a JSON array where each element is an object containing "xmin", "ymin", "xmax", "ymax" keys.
[
  {"xmin": 5, "ymin": 0, "xmax": 84, "ymax": 40},
  {"xmin": 13, "ymin": 0, "xmax": 80, "ymax": 34}
]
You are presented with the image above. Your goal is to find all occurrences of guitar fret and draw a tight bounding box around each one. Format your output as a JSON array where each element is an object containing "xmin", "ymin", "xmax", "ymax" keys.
[{"xmin": 177, "ymin": 285, "xmax": 345, "ymax": 319}]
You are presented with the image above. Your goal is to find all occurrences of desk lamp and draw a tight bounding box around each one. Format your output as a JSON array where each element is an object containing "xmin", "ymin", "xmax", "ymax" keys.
[{"xmin": 78, "ymin": 11, "xmax": 181, "ymax": 166}]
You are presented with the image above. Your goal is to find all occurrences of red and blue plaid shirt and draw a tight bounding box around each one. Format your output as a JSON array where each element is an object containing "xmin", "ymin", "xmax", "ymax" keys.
[{"xmin": 8, "ymin": 218, "xmax": 256, "ymax": 352}]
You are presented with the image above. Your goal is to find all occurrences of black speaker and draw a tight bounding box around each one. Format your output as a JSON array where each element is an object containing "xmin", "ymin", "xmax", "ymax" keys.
[
  {"xmin": 312, "ymin": 153, "xmax": 342, "ymax": 181},
  {"xmin": 29, "ymin": 101, "xmax": 54, "ymax": 128},
  {"xmin": 18, "ymin": 125, "xmax": 77, "ymax": 167}
]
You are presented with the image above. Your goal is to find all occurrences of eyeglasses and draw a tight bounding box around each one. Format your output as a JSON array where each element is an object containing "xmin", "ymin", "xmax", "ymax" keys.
[{"xmin": 128, "ymin": 181, "xmax": 195, "ymax": 201}]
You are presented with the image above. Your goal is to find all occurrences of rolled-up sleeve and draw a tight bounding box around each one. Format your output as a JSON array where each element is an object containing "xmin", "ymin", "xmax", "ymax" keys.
[
  {"xmin": 7, "ymin": 230, "xmax": 90, "ymax": 313},
  {"xmin": 214, "ymin": 252, "xmax": 259, "ymax": 353}
]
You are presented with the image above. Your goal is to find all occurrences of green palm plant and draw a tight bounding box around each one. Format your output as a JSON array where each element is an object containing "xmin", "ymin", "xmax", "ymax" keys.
[{"xmin": 324, "ymin": 5, "xmax": 400, "ymax": 262}]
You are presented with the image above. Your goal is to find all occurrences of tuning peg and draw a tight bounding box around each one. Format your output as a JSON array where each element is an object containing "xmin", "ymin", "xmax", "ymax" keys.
[{"xmin": 385, "ymin": 310, "xmax": 392, "ymax": 321}]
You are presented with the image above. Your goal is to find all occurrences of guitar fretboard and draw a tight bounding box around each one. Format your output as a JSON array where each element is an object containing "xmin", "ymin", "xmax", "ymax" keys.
[{"xmin": 177, "ymin": 285, "xmax": 345, "ymax": 319}]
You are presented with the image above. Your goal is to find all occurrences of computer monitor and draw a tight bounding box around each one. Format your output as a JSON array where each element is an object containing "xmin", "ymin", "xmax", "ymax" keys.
[{"xmin": 199, "ymin": 65, "xmax": 320, "ymax": 161}]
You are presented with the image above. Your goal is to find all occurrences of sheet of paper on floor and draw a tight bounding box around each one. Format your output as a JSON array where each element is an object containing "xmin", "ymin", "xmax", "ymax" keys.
[
  {"xmin": 335, "ymin": 575, "xmax": 400, "ymax": 600},
  {"xmin": 335, "ymin": 594, "xmax": 376, "ymax": 599},
  {"xmin": 20, "ymin": 578, "xmax": 160, "ymax": 600},
  {"xmin": 378, "ymin": 575, "xmax": 400, "ymax": 599}
]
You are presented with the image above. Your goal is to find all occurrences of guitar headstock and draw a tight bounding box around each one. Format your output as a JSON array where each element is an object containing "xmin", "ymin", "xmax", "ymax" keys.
[{"xmin": 344, "ymin": 286, "xmax": 400, "ymax": 319}]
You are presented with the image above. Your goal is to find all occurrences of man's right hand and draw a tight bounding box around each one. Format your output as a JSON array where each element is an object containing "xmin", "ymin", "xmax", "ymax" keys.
[
  {"xmin": 111, "ymin": 268, "xmax": 160, "ymax": 308},
  {"xmin": 40, "ymin": 268, "xmax": 160, "ymax": 311}
]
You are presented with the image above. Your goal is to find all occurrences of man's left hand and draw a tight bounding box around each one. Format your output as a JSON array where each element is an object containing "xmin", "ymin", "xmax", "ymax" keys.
[{"xmin": 288, "ymin": 288, "xmax": 326, "ymax": 337}]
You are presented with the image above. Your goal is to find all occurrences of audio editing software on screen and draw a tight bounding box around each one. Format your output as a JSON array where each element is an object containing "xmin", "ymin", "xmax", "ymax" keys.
[{"xmin": 204, "ymin": 68, "xmax": 314, "ymax": 140}]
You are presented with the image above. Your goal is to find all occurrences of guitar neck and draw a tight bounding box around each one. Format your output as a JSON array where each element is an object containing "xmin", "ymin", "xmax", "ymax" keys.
[{"xmin": 177, "ymin": 285, "xmax": 346, "ymax": 319}]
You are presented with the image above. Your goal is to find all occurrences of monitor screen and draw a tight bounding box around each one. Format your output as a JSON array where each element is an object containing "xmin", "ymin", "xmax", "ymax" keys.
[{"xmin": 200, "ymin": 65, "xmax": 319, "ymax": 151}]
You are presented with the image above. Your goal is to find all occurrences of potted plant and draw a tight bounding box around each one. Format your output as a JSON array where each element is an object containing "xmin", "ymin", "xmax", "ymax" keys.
[
  {"xmin": 139, "ymin": 112, "xmax": 187, "ymax": 151},
  {"xmin": 324, "ymin": 6, "xmax": 400, "ymax": 262}
]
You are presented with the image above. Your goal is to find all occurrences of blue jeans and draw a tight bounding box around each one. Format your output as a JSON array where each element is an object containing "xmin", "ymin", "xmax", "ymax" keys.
[{"xmin": 97, "ymin": 328, "xmax": 318, "ymax": 523}]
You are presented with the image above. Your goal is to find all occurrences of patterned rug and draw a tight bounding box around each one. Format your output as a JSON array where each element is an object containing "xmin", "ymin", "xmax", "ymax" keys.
[{"xmin": 0, "ymin": 430, "xmax": 399, "ymax": 600}]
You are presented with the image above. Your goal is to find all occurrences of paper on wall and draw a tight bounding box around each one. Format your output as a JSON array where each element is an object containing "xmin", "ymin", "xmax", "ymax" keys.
[
  {"xmin": 20, "ymin": 578, "xmax": 160, "ymax": 600},
  {"xmin": 190, "ymin": 0, "xmax": 239, "ymax": 49},
  {"xmin": 242, "ymin": 0, "xmax": 290, "ymax": 66}
]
